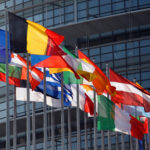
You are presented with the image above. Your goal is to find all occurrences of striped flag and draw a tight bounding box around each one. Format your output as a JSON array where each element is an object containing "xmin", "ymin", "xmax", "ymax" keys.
[{"xmin": 110, "ymin": 68, "xmax": 150, "ymax": 112}]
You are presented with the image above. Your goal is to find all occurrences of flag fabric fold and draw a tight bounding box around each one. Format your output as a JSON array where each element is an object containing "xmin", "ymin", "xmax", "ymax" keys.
[
  {"xmin": 10, "ymin": 53, "xmax": 43, "ymax": 90},
  {"xmin": 0, "ymin": 64, "xmax": 21, "ymax": 86},
  {"xmin": 78, "ymin": 50, "xmax": 116, "ymax": 96},
  {"xmin": 110, "ymin": 68, "xmax": 150, "ymax": 112},
  {"xmin": 97, "ymin": 95, "xmax": 146, "ymax": 140}
]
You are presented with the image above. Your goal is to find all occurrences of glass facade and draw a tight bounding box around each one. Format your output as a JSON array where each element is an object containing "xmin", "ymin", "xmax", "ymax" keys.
[{"xmin": 0, "ymin": 0, "xmax": 150, "ymax": 149}]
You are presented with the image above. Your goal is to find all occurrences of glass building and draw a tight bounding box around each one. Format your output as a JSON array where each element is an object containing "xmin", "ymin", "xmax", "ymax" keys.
[{"xmin": 0, "ymin": 0, "xmax": 150, "ymax": 149}]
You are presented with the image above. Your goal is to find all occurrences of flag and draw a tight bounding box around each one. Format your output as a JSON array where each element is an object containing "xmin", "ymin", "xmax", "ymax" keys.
[
  {"xmin": 123, "ymin": 105, "xmax": 150, "ymax": 118},
  {"xmin": 0, "ymin": 29, "xmax": 11, "ymax": 63},
  {"xmin": 8, "ymin": 12, "xmax": 64, "ymax": 55},
  {"xmin": 70, "ymin": 84, "xmax": 94, "ymax": 115},
  {"xmin": 31, "ymin": 45, "xmax": 80, "ymax": 79},
  {"xmin": 16, "ymin": 81, "xmax": 62, "ymax": 108},
  {"xmin": 110, "ymin": 68, "xmax": 150, "ymax": 112},
  {"xmin": 78, "ymin": 50, "xmax": 116, "ymax": 96},
  {"xmin": 97, "ymin": 95, "xmax": 146, "ymax": 140},
  {"xmin": 36, "ymin": 69, "xmax": 72, "ymax": 107},
  {"xmin": 0, "ymin": 64, "xmax": 21, "ymax": 86},
  {"xmin": 10, "ymin": 53, "xmax": 43, "ymax": 90}
]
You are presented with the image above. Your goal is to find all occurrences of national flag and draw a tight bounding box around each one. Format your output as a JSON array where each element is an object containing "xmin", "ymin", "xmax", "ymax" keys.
[
  {"xmin": 0, "ymin": 63, "xmax": 21, "ymax": 86},
  {"xmin": 36, "ymin": 69, "xmax": 72, "ymax": 107},
  {"xmin": 31, "ymin": 45, "xmax": 80, "ymax": 79},
  {"xmin": 110, "ymin": 68, "xmax": 150, "ymax": 112},
  {"xmin": 0, "ymin": 29, "xmax": 11, "ymax": 63},
  {"xmin": 97, "ymin": 95, "xmax": 146, "ymax": 140},
  {"xmin": 8, "ymin": 12, "xmax": 64, "ymax": 55},
  {"xmin": 78, "ymin": 50, "xmax": 116, "ymax": 96},
  {"xmin": 123, "ymin": 105, "xmax": 150, "ymax": 118},
  {"xmin": 16, "ymin": 81, "xmax": 62, "ymax": 108},
  {"xmin": 10, "ymin": 53, "xmax": 43, "ymax": 90},
  {"xmin": 70, "ymin": 84, "xmax": 94, "ymax": 115}
]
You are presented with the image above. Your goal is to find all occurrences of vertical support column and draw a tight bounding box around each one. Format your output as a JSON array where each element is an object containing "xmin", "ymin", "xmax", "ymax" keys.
[
  {"xmin": 13, "ymin": 86, "xmax": 17, "ymax": 150},
  {"xmin": 51, "ymin": 102, "xmax": 55, "ymax": 149},
  {"xmin": 106, "ymin": 64, "xmax": 111, "ymax": 150},
  {"xmin": 94, "ymin": 89, "xmax": 97, "ymax": 150},
  {"xmin": 26, "ymin": 54, "xmax": 31, "ymax": 149},
  {"xmin": 32, "ymin": 101, "xmax": 36, "ymax": 150},
  {"xmin": 116, "ymin": 132, "xmax": 119, "ymax": 150},
  {"xmin": 68, "ymin": 107, "xmax": 72, "ymax": 150},
  {"xmin": 84, "ymin": 112, "xmax": 88, "ymax": 150},
  {"xmin": 43, "ymin": 68, "xmax": 47, "ymax": 150},
  {"xmin": 61, "ymin": 73, "xmax": 65, "ymax": 150},
  {"xmin": 5, "ymin": 8, "xmax": 10, "ymax": 150}
]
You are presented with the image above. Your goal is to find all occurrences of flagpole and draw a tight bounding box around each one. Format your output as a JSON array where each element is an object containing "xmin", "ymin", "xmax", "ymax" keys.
[
  {"xmin": 94, "ymin": 89, "xmax": 97, "ymax": 150},
  {"xmin": 13, "ymin": 86, "xmax": 17, "ymax": 150},
  {"xmin": 133, "ymin": 78, "xmax": 139, "ymax": 150},
  {"xmin": 32, "ymin": 101, "xmax": 36, "ymax": 150},
  {"xmin": 106, "ymin": 64, "xmax": 111, "ymax": 150},
  {"xmin": 5, "ymin": 7, "xmax": 10, "ymax": 150},
  {"xmin": 61, "ymin": 72, "xmax": 65, "ymax": 150},
  {"xmin": 43, "ymin": 68, "xmax": 47, "ymax": 150},
  {"xmin": 51, "ymin": 100, "xmax": 55, "ymax": 149},
  {"xmin": 68, "ymin": 106, "xmax": 72, "ymax": 150},
  {"xmin": 84, "ymin": 112, "xmax": 88, "ymax": 150},
  {"xmin": 75, "ymin": 45, "xmax": 81, "ymax": 150},
  {"xmin": 26, "ymin": 53, "xmax": 31, "ymax": 149}
]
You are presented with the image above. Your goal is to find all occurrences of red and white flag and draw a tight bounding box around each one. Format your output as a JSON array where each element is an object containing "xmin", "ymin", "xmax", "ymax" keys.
[
  {"xmin": 11, "ymin": 53, "xmax": 43, "ymax": 90},
  {"xmin": 110, "ymin": 68, "xmax": 150, "ymax": 112}
]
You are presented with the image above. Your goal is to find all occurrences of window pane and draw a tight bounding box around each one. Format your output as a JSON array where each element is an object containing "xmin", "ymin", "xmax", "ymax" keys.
[
  {"xmin": 114, "ymin": 51, "xmax": 126, "ymax": 59},
  {"xmin": 114, "ymin": 43, "xmax": 125, "ymax": 51},
  {"xmin": 101, "ymin": 45, "xmax": 112, "ymax": 54},
  {"xmin": 89, "ymin": 48, "xmax": 100, "ymax": 56}
]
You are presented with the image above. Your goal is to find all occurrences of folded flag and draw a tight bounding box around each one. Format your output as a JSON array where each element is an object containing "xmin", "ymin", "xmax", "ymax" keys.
[
  {"xmin": 8, "ymin": 12, "xmax": 64, "ymax": 55},
  {"xmin": 10, "ymin": 53, "xmax": 43, "ymax": 90},
  {"xmin": 78, "ymin": 50, "xmax": 116, "ymax": 96},
  {"xmin": 110, "ymin": 68, "xmax": 150, "ymax": 112},
  {"xmin": 0, "ymin": 63, "xmax": 21, "ymax": 86},
  {"xmin": 97, "ymin": 95, "xmax": 146, "ymax": 140},
  {"xmin": 0, "ymin": 29, "xmax": 11, "ymax": 63}
]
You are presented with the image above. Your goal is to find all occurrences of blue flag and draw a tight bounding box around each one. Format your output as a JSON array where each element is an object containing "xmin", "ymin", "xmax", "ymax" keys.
[
  {"xmin": 0, "ymin": 29, "xmax": 11, "ymax": 63},
  {"xmin": 36, "ymin": 69, "xmax": 72, "ymax": 107}
]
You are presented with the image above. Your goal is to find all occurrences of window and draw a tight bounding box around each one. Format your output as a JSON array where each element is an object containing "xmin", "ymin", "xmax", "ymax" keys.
[
  {"xmin": 114, "ymin": 51, "xmax": 125, "ymax": 59},
  {"xmin": 89, "ymin": 47, "xmax": 100, "ymax": 56},
  {"xmin": 113, "ymin": 43, "xmax": 125, "ymax": 51},
  {"xmin": 101, "ymin": 45, "xmax": 112, "ymax": 54}
]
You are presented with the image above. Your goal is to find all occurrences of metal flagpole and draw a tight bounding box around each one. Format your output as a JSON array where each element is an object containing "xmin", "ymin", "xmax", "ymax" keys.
[
  {"xmin": 51, "ymin": 100, "xmax": 55, "ymax": 149},
  {"xmin": 13, "ymin": 86, "xmax": 17, "ymax": 150},
  {"xmin": 5, "ymin": 8, "xmax": 10, "ymax": 150},
  {"xmin": 32, "ymin": 101, "xmax": 36, "ymax": 150},
  {"xmin": 68, "ymin": 107, "xmax": 72, "ymax": 150},
  {"xmin": 75, "ymin": 45, "xmax": 81, "ymax": 150},
  {"xmin": 61, "ymin": 72, "xmax": 65, "ymax": 150},
  {"xmin": 43, "ymin": 68, "xmax": 47, "ymax": 150},
  {"xmin": 84, "ymin": 112, "xmax": 88, "ymax": 150},
  {"xmin": 133, "ymin": 78, "xmax": 139, "ymax": 150},
  {"xmin": 26, "ymin": 53, "xmax": 31, "ymax": 149},
  {"xmin": 32, "ymin": 9, "xmax": 36, "ymax": 150},
  {"xmin": 115, "ymin": 132, "xmax": 119, "ymax": 150},
  {"xmin": 106, "ymin": 64, "xmax": 111, "ymax": 150},
  {"xmin": 94, "ymin": 89, "xmax": 97, "ymax": 150}
]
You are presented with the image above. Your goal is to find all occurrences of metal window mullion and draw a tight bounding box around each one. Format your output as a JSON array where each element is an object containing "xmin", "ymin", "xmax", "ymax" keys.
[
  {"xmin": 5, "ymin": 8, "xmax": 10, "ymax": 150},
  {"xmin": 61, "ymin": 73, "xmax": 65, "ymax": 150},
  {"xmin": 26, "ymin": 54, "xmax": 31, "ymax": 149},
  {"xmin": 43, "ymin": 68, "xmax": 47, "ymax": 150}
]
